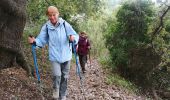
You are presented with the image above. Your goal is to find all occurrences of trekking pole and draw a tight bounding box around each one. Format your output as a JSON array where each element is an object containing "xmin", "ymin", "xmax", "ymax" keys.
[
  {"xmin": 72, "ymin": 41, "xmax": 86, "ymax": 100},
  {"xmin": 88, "ymin": 49, "xmax": 92, "ymax": 67},
  {"xmin": 72, "ymin": 42, "xmax": 83, "ymax": 84},
  {"xmin": 29, "ymin": 35, "xmax": 41, "ymax": 83}
]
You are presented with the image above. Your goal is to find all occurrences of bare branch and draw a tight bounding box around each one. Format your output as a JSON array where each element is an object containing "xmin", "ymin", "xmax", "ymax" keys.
[
  {"xmin": 152, "ymin": 6, "xmax": 170, "ymax": 36},
  {"xmin": 44, "ymin": 0, "xmax": 51, "ymax": 6}
]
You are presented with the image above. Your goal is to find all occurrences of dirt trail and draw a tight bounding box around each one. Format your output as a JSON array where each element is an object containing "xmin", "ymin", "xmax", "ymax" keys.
[
  {"xmin": 0, "ymin": 59, "xmax": 146, "ymax": 100},
  {"xmin": 67, "ymin": 59, "xmax": 146, "ymax": 100}
]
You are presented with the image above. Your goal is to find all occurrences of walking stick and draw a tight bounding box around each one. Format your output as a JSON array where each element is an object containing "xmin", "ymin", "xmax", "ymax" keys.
[
  {"xmin": 88, "ymin": 49, "xmax": 92, "ymax": 67},
  {"xmin": 72, "ymin": 41, "xmax": 87, "ymax": 99},
  {"xmin": 72, "ymin": 42, "xmax": 83, "ymax": 83},
  {"xmin": 29, "ymin": 35, "xmax": 41, "ymax": 83}
]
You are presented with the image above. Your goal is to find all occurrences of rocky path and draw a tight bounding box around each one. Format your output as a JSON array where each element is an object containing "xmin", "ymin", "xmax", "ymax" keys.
[
  {"xmin": 0, "ymin": 59, "xmax": 147, "ymax": 100},
  {"xmin": 67, "ymin": 59, "xmax": 146, "ymax": 100}
]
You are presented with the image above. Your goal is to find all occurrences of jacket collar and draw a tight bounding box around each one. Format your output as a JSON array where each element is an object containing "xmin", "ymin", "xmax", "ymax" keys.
[{"xmin": 46, "ymin": 18, "xmax": 65, "ymax": 29}]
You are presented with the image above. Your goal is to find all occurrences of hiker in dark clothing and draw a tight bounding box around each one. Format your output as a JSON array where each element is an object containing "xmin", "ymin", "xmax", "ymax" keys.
[{"xmin": 77, "ymin": 32, "xmax": 90, "ymax": 73}]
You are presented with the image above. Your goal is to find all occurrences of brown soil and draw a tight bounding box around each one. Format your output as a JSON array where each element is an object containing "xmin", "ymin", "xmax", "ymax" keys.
[{"xmin": 0, "ymin": 59, "xmax": 147, "ymax": 100}]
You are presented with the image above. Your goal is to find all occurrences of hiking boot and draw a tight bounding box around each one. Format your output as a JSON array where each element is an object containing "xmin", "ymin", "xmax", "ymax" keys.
[
  {"xmin": 59, "ymin": 96, "xmax": 66, "ymax": 100},
  {"xmin": 52, "ymin": 89, "xmax": 59, "ymax": 99}
]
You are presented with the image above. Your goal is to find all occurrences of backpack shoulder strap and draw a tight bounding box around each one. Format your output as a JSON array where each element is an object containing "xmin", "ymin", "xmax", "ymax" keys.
[
  {"xmin": 63, "ymin": 21, "xmax": 68, "ymax": 36},
  {"xmin": 46, "ymin": 24, "xmax": 48, "ymax": 37},
  {"xmin": 63, "ymin": 21, "xmax": 72, "ymax": 48},
  {"xmin": 63, "ymin": 21, "xmax": 71, "ymax": 41},
  {"xmin": 63, "ymin": 21, "xmax": 66, "ymax": 27}
]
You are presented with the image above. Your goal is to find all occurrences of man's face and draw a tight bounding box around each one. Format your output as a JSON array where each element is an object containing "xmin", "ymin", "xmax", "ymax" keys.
[{"xmin": 48, "ymin": 12, "xmax": 59, "ymax": 24}]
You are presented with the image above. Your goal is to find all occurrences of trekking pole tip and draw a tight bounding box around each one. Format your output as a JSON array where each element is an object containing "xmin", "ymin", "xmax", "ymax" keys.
[{"xmin": 38, "ymin": 80, "xmax": 41, "ymax": 84}]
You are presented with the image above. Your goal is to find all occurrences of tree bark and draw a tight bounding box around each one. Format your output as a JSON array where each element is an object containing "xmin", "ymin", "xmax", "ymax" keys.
[{"xmin": 0, "ymin": 0, "xmax": 31, "ymax": 75}]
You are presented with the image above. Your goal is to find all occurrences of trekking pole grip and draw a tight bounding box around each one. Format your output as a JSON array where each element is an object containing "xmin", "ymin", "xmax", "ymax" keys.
[{"xmin": 29, "ymin": 35, "xmax": 36, "ymax": 46}]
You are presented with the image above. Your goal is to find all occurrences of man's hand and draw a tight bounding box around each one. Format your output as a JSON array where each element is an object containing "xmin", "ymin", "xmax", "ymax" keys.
[{"xmin": 28, "ymin": 36, "xmax": 35, "ymax": 44}]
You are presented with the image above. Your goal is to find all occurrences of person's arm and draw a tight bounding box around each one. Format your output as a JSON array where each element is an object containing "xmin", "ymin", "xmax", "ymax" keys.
[
  {"xmin": 35, "ymin": 24, "xmax": 49, "ymax": 47},
  {"xmin": 64, "ymin": 21, "xmax": 79, "ymax": 44}
]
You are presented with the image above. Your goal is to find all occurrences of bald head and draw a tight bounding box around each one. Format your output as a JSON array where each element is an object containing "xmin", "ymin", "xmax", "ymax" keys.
[{"xmin": 46, "ymin": 6, "xmax": 59, "ymax": 15}]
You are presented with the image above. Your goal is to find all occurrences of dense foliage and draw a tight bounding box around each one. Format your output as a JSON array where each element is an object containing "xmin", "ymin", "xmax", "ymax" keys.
[
  {"xmin": 105, "ymin": 0, "xmax": 155, "ymax": 69},
  {"xmin": 105, "ymin": 0, "xmax": 170, "ymax": 97},
  {"xmin": 26, "ymin": 0, "xmax": 101, "ymax": 27}
]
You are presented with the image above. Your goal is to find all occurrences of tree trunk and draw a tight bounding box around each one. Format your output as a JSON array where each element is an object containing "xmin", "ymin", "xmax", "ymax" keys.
[{"xmin": 0, "ymin": 0, "xmax": 31, "ymax": 75}]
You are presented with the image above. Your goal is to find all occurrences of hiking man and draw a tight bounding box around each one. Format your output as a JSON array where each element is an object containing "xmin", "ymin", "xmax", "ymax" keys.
[
  {"xmin": 28, "ymin": 6, "xmax": 79, "ymax": 100},
  {"xmin": 77, "ymin": 32, "xmax": 91, "ymax": 73}
]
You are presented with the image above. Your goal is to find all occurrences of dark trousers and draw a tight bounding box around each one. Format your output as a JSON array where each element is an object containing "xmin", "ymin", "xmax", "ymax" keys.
[{"xmin": 79, "ymin": 54, "xmax": 87, "ymax": 72}]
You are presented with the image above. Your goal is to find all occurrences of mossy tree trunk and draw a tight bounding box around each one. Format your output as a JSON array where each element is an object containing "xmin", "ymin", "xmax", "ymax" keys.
[{"xmin": 0, "ymin": 0, "xmax": 31, "ymax": 75}]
